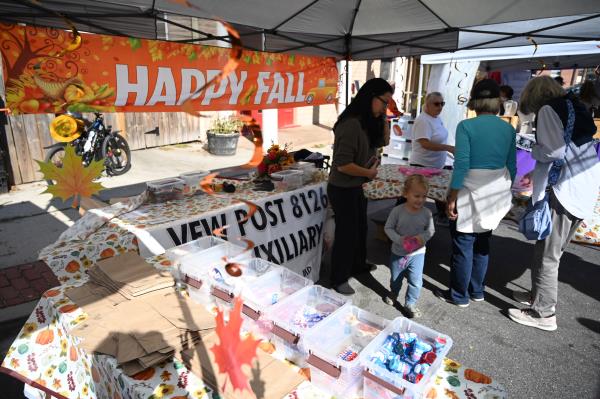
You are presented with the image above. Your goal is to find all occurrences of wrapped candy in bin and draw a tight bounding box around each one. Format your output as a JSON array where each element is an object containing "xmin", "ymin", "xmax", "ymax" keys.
[
  {"xmin": 304, "ymin": 305, "xmax": 390, "ymax": 398},
  {"xmin": 177, "ymin": 240, "xmax": 250, "ymax": 307},
  {"xmin": 262, "ymin": 285, "xmax": 350, "ymax": 366},
  {"xmin": 239, "ymin": 267, "xmax": 313, "ymax": 338},
  {"xmin": 210, "ymin": 257, "xmax": 279, "ymax": 309},
  {"xmin": 358, "ymin": 317, "xmax": 452, "ymax": 399}
]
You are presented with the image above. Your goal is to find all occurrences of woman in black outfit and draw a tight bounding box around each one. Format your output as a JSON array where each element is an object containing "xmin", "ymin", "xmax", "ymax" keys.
[{"xmin": 327, "ymin": 78, "xmax": 393, "ymax": 295}]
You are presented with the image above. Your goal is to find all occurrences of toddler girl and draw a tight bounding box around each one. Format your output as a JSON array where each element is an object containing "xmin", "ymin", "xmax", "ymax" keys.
[{"xmin": 384, "ymin": 174, "xmax": 435, "ymax": 318}]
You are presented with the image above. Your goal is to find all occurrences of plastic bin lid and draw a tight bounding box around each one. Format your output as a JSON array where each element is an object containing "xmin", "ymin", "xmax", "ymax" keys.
[
  {"xmin": 147, "ymin": 177, "xmax": 185, "ymax": 188},
  {"xmin": 179, "ymin": 170, "xmax": 210, "ymax": 178},
  {"xmin": 270, "ymin": 169, "xmax": 303, "ymax": 179}
]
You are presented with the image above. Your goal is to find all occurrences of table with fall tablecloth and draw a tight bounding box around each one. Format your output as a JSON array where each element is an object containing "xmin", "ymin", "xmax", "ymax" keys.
[
  {"xmin": 1, "ymin": 251, "xmax": 508, "ymax": 399},
  {"xmin": 363, "ymin": 164, "xmax": 600, "ymax": 246},
  {"xmin": 1, "ymin": 173, "xmax": 508, "ymax": 399}
]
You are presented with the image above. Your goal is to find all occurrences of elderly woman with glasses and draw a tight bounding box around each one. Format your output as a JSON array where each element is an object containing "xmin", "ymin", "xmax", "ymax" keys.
[
  {"xmin": 328, "ymin": 78, "xmax": 393, "ymax": 295},
  {"xmin": 436, "ymin": 79, "xmax": 517, "ymax": 307},
  {"xmin": 408, "ymin": 92, "xmax": 455, "ymax": 224}
]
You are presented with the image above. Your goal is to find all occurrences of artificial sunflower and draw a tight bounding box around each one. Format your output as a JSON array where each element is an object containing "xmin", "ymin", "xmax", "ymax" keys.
[
  {"xmin": 152, "ymin": 384, "xmax": 175, "ymax": 398},
  {"xmin": 20, "ymin": 322, "xmax": 38, "ymax": 338}
]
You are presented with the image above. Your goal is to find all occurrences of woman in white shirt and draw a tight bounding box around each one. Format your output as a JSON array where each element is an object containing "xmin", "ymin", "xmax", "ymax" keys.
[
  {"xmin": 508, "ymin": 76, "xmax": 600, "ymax": 332},
  {"xmin": 409, "ymin": 92, "xmax": 455, "ymax": 223}
]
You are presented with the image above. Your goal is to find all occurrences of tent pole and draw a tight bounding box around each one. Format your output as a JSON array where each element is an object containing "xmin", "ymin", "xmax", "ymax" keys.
[
  {"xmin": 416, "ymin": 62, "xmax": 424, "ymax": 117},
  {"xmin": 345, "ymin": 59, "xmax": 350, "ymax": 107}
]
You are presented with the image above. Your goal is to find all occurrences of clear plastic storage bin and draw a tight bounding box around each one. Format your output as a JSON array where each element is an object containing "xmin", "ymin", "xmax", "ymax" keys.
[
  {"xmin": 270, "ymin": 169, "xmax": 303, "ymax": 191},
  {"xmin": 263, "ymin": 285, "xmax": 350, "ymax": 365},
  {"xmin": 359, "ymin": 317, "xmax": 453, "ymax": 399},
  {"xmin": 240, "ymin": 267, "xmax": 313, "ymax": 336},
  {"xmin": 304, "ymin": 306, "xmax": 390, "ymax": 398},
  {"xmin": 165, "ymin": 236, "xmax": 228, "ymax": 266},
  {"xmin": 178, "ymin": 241, "xmax": 250, "ymax": 307},
  {"xmin": 146, "ymin": 177, "xmax": 185, "ymax": 203},
  {"xmin": 289, "ymin": 162, "xmax": 318, "ymax": 184},
  {"xmin": 179, "ymin": 170, "xmax": 209, "ymax": 196},
  {"xmin": 210, "ymin": 257, "xmax": 279, "ymax": 308}
]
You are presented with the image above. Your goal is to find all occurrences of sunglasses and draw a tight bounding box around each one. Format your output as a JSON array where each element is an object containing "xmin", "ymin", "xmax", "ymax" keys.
[
  {"xmin": 432, "ymin": 101, "xmax": 445, "ymax": 107},
  {"xmin": 377, "ymin": 96, "xmax": 389, "ymax": 106}
]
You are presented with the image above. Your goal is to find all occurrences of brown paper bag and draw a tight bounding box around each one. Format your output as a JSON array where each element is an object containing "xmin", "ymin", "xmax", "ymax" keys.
[{"xmin": 181, "ymin": 332, "xmax": 306, "ymax": 399}]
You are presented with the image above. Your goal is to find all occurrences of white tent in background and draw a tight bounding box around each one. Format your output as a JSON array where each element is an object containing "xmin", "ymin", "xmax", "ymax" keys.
[
  {"xmin": 421, "ymin": 40, "xmax": 600, "ymax": 71},
  {"xmin": 418, "ymin": 40, "xmax": 600, "ymax": 148}
]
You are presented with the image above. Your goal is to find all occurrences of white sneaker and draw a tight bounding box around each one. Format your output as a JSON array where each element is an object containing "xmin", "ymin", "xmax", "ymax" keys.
[
  {"xmin": 508, "ymin": 308, "xmax": 557, "ymax": 331},
  {"xmin": 512, "ymin": 290, "xmax": 532, "ymax": 306}
]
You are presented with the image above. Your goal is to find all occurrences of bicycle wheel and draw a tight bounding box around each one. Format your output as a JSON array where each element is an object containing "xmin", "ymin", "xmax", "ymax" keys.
[
  {"xmin": 102, "ymin": 133, "xmax": 131, "ymax": 176},
  {"xmin": 43, "ymin": 145, "xmax": 66, "ymax": 185}
]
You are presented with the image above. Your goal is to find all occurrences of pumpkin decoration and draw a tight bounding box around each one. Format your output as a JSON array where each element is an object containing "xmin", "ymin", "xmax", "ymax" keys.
[
  {"xmin": 36, "ymin": 329, "xmax": 55, "ymax": 345},
  {"xmin": 100, "ymin": 248, "xmax": 116, "ymax": 259},
  {"xmin": 425, "ymin": 387, "xmax": 438, "ymax": 399},
  {"xmin": 69, "ymin": 346, "xmax": 78, "ymax": 361},
  {"xmin": 58, "ymin": 304, "xmax": 79, "ymax": 313},
  {"xmin": 132, "ymin": 367, "xmax": 156, "ymax": 381},
  {"xmin": 464, "ymin": 368, "xmax": 492, "ymax": 384},
  {"xmin": 65, "ymin": 261, "xmax": 80, "ymax": 273},
  {"xmin": 43, "ymin": 289, "xmax": 61, "ymax": 298},
  {"xmin": 258, "ymin": 341, "xmax": 275, "ymax": 354}
]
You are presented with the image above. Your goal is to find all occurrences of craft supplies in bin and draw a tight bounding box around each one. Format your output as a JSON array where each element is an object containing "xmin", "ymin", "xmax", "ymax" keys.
[
  {"xmin": 210, "ymin": 257, "xmax": 279, "ymax": 308},
  {"xmin": 178, "ymin": 240, "xmax": 249, "ymax": 307},
  {"xmin": 270, "ymin": 169, "xmax": 303, "ymax": 191},
  {"xmin": 179, "ymin": 170, "xmax": 209, "ymax": 196},
  {"xmin": 263, "ymin": 285, "xmax": 350, "ymax": 366},
  {"xmin": 146, "ymin": 177, "xmax": 185, "ymax": 203},
  {"xmin": 240, "ymin": 267, "xmax": 313, "ymax": 336},
  {"xmin": 359, "ymin": 317, "xmax": 452, "ymax": 399},
  {"xmin": 304, "ymin": 306, "xmax": 390, "ymax": 398}
]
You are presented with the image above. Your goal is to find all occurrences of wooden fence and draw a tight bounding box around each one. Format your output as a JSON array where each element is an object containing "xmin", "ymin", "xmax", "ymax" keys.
[{"xmin": 4, "ymin": 111, "xmax": 213, "ymax": 185}]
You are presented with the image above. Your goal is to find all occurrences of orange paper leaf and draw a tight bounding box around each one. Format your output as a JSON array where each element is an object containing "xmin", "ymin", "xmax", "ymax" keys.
[
  {"xmin": 210, "ymin": 297, "xmax": 260, "ymax": 394},
  {"xmin": 36, "ymin": 145, "xmax": 104, "ymax": 208}
]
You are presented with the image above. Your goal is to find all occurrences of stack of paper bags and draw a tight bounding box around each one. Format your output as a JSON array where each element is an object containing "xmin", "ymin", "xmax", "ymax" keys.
[
  {"xmin": 66, "ymin": 253, "xmax": 216, "ymax": 375},
  {"xmin": 87, "ymin": 252, "xmax": 174, "ymax": 298},
  {"xmin": 181, "ymin": 332, "xmax": 306, "ymax": 399}
]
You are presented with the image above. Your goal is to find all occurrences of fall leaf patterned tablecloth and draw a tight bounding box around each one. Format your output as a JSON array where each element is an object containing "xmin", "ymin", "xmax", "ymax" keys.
[
  {"xmin": 38, "ymin": 178, "xmax": 323, "ymax": 287},
  {"xmin": 5, "ymin": 175, "xmax": 507, "ymax": 398},
  {"xmin": 363, "ymin": 165, "xmax": 452, "ymax": 202},
  {"xmin": 364, "ymin": 165, "xmax": 600, "ymax": 246},
  {"xmin": 2, "ymin": 253, "xmax": 507, "ymax": 399}
]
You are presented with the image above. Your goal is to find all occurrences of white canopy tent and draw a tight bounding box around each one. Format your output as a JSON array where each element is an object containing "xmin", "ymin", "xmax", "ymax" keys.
[
  {"xmin": 421, "ymin": 40, "xmax": 600, "ymax": 71},
  {"xmin": 419, "ymin": 41, "xmax": 600, "ymax": 133}
]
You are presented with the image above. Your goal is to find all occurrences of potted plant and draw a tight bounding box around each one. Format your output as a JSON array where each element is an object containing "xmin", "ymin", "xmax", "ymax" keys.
[{"xmin": 206, "ymin": 116, "xmax": 244, "ymax": 156}]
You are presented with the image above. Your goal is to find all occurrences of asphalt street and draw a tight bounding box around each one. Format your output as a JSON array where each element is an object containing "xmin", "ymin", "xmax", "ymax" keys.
[{"xmin": 318, "ymin": 199, "xmax": 600, "ymax": 399}]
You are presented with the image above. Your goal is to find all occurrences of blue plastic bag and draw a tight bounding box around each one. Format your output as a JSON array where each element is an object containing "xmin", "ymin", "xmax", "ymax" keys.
[{"xmin": 519, "ymin": 194, "xmax": 553, "ymax": 240}]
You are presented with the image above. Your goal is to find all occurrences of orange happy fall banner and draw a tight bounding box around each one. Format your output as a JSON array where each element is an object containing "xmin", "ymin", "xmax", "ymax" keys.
[{"xmin": 0, "ymin": 23, "xmax": 339, "ymax": 114}]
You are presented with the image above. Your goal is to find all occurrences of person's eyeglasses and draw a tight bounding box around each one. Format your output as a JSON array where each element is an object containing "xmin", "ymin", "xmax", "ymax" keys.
[
  {"xmin": 377, "ymin": 96, "xmax": 389, "ymax": 106},
  {"xmin": 433, "ymin": 101, "xmax": 445, "ymax": 107}
]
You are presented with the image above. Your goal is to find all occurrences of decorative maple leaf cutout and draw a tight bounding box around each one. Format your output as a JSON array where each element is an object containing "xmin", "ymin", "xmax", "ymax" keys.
[
  {"xmin": 36, "ymin": 145, "xmax": 104, "ymax": 208},
  {"xmin": 210, "ymin": 296, "xmax": 260, "ymax": 394}
]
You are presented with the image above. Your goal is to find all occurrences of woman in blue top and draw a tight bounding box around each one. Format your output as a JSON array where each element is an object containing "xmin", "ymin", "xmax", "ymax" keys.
[{"xmin": 436, "ymin": 79, "xmax": 516, "ymax": 307}]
